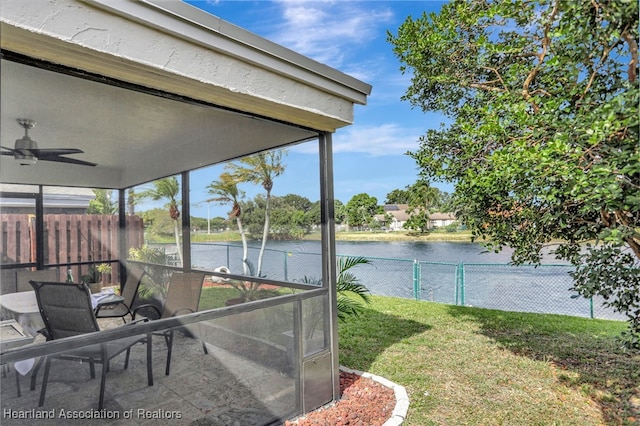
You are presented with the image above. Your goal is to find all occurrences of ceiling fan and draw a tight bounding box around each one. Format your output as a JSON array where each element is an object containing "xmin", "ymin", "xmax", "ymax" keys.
[{"xmin": 1, "ymin": 119, "xmax": 97, "ymax": 167}]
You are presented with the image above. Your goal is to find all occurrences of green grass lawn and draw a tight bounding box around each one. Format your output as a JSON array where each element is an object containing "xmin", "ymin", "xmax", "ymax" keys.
[
  {"xmin": 198, "ymin": 286, "xmax": 240, "ymax": 310},
  {"xmin": 338, "ymin": 296, "xmax": 640, "ymax": 425}
]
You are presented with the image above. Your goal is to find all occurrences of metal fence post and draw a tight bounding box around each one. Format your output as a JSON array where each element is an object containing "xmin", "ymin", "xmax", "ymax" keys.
[
  {"xmin": 413, "ymin": 260, "xmax": 419, "ymax": 300},
  {"xmin": 458, "ymin": 262, "xmax": 465, "ymax": 306},
  {"xmin": 284, "ymin": 251, "xmax": 289, "ymax": 281},
  {"xmin": 590, "ymin": 297, "xmax": 594, "ymax": 319},
  {"xmin": 455, "ymin": 264, "xmax": 459, "ymax": 305}
]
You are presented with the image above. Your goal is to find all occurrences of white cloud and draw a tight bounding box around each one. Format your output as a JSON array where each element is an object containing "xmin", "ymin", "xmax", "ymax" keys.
[
  {"xmin": 289, "ymin": 123, "xmax": 420, "ymax": 157},
  {"xmin": 269, "ymin": 1, "xmax": 393, "ymax": 68},
  {"xmin": 333, "ymin": 123, "xmax": 422, "ymax": 156}
]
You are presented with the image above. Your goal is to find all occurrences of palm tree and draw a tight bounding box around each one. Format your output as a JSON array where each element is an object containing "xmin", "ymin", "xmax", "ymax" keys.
[
  {"xmin": 408, "ymin": 180, "xmax": 440, "ymax": 231},
  {"xmin": 227, "ymin": 150, "xmax": 286, "ymax": 276},
  {"xmin": 411, "ymin": 180, "xmax": 440, "ymax": 213},
  {"xmin": 297, "ymin": 255, "xmax": 371, "ymax": 338},
  {"xmin": 206, "ymin": 172, "xmax": 249, "ymax": 274},
  {"xmin": 127, "ymin": 188, "xmax": 136, "ymax": 216},
  {"xmin": 138, "ymin": 177, "xmax": 182, "ymax": 266},
  {"xmin": 335, "ymin": 256, "xmax": 372, "ymax": 321}
]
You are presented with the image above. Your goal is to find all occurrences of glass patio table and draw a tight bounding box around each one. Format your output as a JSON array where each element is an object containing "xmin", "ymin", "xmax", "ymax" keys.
[{"xmin": 0, "ymin": 290, "xmax": 124, "ymax": 337}]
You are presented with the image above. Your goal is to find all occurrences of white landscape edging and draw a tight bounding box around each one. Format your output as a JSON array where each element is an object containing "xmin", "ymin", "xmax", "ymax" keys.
[{"xmin": 340, "ymin": 366, "xmax": 410, "ymax": 426}]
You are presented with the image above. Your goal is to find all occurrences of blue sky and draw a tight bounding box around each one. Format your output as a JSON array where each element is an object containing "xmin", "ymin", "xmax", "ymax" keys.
[{"xmin": 181, "ymin": 0, "xmax": 449, "ymax": 219}]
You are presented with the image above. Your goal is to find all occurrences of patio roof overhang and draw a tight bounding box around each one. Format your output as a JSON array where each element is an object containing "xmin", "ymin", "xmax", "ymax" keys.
[{"xmin": 0, "ymin": 0, "xmax": 371, "ymax": 190}]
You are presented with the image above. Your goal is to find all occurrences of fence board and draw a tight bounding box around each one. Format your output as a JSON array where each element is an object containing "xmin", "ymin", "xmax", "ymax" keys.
[{"xmin": 1, "ymin": 214, "xmax": 143, "ymax": 286}]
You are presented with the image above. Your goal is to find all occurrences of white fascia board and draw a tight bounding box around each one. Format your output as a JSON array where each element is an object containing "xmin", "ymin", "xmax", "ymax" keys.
[
  {"xmin": 139, "ymin": 0, "xmax": 372, "ymax": 102},
  {"xmin": 84, "ymin": 0, "xmax": 370, "ymax": 104}
]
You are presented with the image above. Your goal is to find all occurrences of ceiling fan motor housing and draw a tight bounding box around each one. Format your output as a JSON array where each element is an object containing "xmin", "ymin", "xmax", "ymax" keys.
[{"xmin": 14, "ymin": 136, "xmax": 38, "ymax": 165}]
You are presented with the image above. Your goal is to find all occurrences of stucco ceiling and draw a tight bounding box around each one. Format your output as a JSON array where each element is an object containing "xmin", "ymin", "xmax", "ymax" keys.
[{"xmin": 0, "ymin": 58, "xmax": 318, "ymax": 190}]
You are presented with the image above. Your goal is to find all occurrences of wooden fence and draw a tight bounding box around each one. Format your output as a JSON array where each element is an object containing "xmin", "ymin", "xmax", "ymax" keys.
[{"xmin": 1, "ymin": 214, "xmax": 144, "ymax": 285}]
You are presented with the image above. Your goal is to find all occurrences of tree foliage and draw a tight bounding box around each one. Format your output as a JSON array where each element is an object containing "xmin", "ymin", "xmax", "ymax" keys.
[
  {"xmin": 385, "ymin": 188, "xmax": 411, "ymax": 204},
  {"xmin": 345, "ymin": 193, "xmax": 379, "ymax": 228},
  {"xmin": 389, "ymin": 0, "xmax": 639, "ymax": 346},
  {"xmin": 87, "ymin": 189, "xmax": 117, "ymax": 214},
  {"xmin": 404, "ymin": 180, "xmax": 442, "ymax": 233}
]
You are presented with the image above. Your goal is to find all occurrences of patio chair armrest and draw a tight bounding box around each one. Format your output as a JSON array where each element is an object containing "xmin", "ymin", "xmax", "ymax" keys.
[
  {"xmin": 132, "ymin": 304, "xmax": 161, "ymax": 320},
  {"xmin": 36, "ymin": 327, "xmax": 52, "ymax": 341},
  {"xmin": 126, "ymin": 317, "xmax": 150, "ymax": 325},
  {"xmin": 94, "ymin": 300, "xmax": 125, "ymax": 316}
]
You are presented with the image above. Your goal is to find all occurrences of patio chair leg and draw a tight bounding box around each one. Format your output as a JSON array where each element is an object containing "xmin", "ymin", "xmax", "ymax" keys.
[
  {"xmin": 124, "ymin": 348, "xmax": 131, "ymax": 369},
  {"xmin": 89, "ymin": 360, "xmax": 96, "ymax": 378},
  {"xmin": 98, "ymin": 363, "xmax": 107, "ymax": 410},
  {"xmin": 30, "ymin": 357, "xmax": 44, "ymax": 390},
  {"xmin": 202, "ymin": 341, "xmax": 208, "ymax": 355},
  {"xmin": 165, "ymin": 331, "xmax": 174, "ymax": 376},
  {"xmin": 38, "ymin": 357, "xmax": 51, "ymax": 407},
  {"xmin": 15, "ymin": 368, "xmax": 21, "ymax": 397},
  {"xmin": 146, "ymin": 334, "xmax": 153, "ymax": 386}
]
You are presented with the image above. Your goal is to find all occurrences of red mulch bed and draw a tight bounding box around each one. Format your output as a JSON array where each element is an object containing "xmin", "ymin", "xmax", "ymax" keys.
[{"xmin": 285, "ymin": 370, "xmax": 396, "ymax": 426}]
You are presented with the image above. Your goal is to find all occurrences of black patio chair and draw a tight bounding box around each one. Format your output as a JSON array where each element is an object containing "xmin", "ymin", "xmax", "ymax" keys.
[
  {"xmin": 95, "ymin": 265, "xmax": 145, "ymax": 323},
  {"xmin": 30, "ymin": 280, "xmax": 153, "ymax": 410},
  {"xmin": 133, "ymin": 272, "xmax": 206, "ymax": 376}
]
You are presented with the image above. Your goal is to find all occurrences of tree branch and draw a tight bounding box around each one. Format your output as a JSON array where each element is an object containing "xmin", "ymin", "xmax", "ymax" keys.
[
  {"xmin": 577, "ymin": 31, "xmax": 622, "ymax": 103},
  {"xmin": 469, "ymin": 83, "xmax": 507, "ymax": 92},
  {"xmin": 522, "ymin": 0, "xmax": 559, "ymax": 113},
  {"xmin": 623, "ymin": 28, "xmax": 638, "ymax": 82},
  {"xmin": 481, "ymin": 66, "xmax": 508, "ymax": 91}
]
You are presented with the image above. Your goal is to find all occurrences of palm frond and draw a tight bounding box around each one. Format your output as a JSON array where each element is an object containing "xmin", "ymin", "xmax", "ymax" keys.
[
  {"xmin": 337, "ymin": 280, "xmax": 371, "ymax": 304},
  {"xmin": 337, "ymin": 256, "xmax": 372, "ymax": 273},
  {"xmin": 336, "ymin": 256, "xmax": 372, "ymax": 320}
]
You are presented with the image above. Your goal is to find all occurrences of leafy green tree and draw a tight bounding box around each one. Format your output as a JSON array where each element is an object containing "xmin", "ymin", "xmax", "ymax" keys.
[
  {"xmin": 306, "ymin": 201, "xmax": 322, "ymax": 227},
  {"xmin": 268, "ymin": 194, "xmax": 314, "ymax": 239},
  {"xmin": 190, "ymin": 216, "xmax": 208, "ymax": 232},
  {"xmin": 227, "ymin": 150, "xmax": 286, "ymax": 276},
  {"xmin": 140, "ymin": 208, "xmax": 174, "ymax": 236},
  {"xmin": 386, "ymin": 184, "xmax": 451, "ymax": 212},
  {"xmin": 334, "ymin": 200, "xmax": 346, "ymax": 224},
  {"xmin": 209, "ymin": 217, "xmax": 228, "ymax": 232},
  {"xmin": 87, "ymin": 189, "xmax": 117, "ymax": 214},
  {"xmin": 138, "ymin": 177, "xmax": 182, "ymax": 265},
  {"xmin": 404, "ymin": 210, "xmax": 430, "ymax": 234},
  {"xmin": 385, "ymin": 188, "xmax": 411, "ymax": 205},
  {"xmin": 207, "ymin": 172, "xmax": 249, "ymax": 274},
  {"xmin": 239, "ymin": 198, "xmax": 265, "ymax": 238},
  {"xmin": 280, "ymin": 194, "xmax": 312, "ymax": 212},
  {"xmin": 345, "ymin": 193, "xmax": 379, "ymax": 228},
  {"xmin": 389, "ymin": 0, "xmax": 639, "ymax": 346}
]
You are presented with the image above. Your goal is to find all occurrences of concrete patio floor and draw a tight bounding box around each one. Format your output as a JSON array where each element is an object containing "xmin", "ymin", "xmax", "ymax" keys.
[{"xmin": 1, "ymin": 319, "xmax": 297, "ymax": 425}]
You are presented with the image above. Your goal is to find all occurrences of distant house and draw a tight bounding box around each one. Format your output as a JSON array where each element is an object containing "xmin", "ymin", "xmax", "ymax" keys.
[
  {"xmin": 429, "ymin": 212, "xmax": 456, "ymax": 228},
  {"xmin": 374, "ymin": 204, "xmax": 410, "ymax": 231},
  {"xmin": 0, "ymin": 185, "xmax": 94, "ymax": 214},
  {"xmin": 375, "ymin": 205, "xmax": 456, "ymax": 230}
]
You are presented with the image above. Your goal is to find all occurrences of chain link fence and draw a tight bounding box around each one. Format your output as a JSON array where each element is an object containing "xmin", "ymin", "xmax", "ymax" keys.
[{"xmin": 181, "ymin": 243, "xmax": 626, "ymax": 321}]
